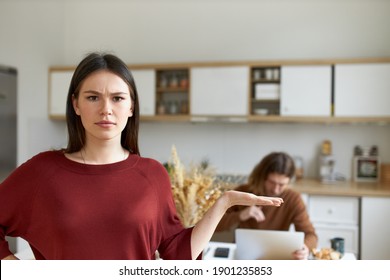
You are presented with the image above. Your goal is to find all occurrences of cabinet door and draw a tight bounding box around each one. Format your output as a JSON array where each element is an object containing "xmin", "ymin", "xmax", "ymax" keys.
[
  {"xmin": 335, "ymin": 63, "xmax": 390, "ymax": 117},
  {"xmin": 313, "ymin": 223, "xmax": 359, "ymax": 256},
  {"xmin": 361, "ymin": 197, "xmax": 390, "ymax": 260},
  {"xmin": 131, "ymin": 69, "xmax": 155, "ymax": 116},
  {"xmin": 280, "ymin": 66, "xmax": 332, "ymax": 116},
  {"xmin": 308, "ymin": 195, "xmax": 360, "ymax": 257},
  {"xmin": 49, "ymin": 70, "xmax": 73, "ymax": 118},
  {"xmin": 190, "ymin": 66, "xmax": 249, "ymax": 116},
  {"xmin": 308, "ymin": 195, "xmax": 359, "ymax": 225}
]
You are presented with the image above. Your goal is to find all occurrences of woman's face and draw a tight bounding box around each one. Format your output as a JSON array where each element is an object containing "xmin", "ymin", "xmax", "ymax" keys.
[
  {"xmin": 72, "ymin": 70, "xmax": 133, "ymax": 144},
  {"xmin": 264, "ymin": 172, "xmax": 290, "ymax": 197}
]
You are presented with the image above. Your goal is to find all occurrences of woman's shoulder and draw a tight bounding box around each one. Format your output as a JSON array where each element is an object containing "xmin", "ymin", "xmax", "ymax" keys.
[
  {"xmin": 132, "ymin": 155, "xmax": 167, "ymax": 175},
  {"xmin": 22, "ymin": 150, "xmax": 63, "ymax": 166}
]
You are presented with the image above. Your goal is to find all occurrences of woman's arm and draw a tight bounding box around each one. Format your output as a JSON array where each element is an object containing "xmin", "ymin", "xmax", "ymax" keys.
[
  {"xmin": 2, "ymin": 254, "xmax": 19, "ymax": 260},
  {"xmin": 190, "ymin": 190, "xmax": 283, "ymax": 259}
]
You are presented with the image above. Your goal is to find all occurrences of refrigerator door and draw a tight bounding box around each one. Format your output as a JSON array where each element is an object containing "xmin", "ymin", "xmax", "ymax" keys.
[{"xmin": 0, "ymin": 66, "xmax": 17, "ymax": 171}]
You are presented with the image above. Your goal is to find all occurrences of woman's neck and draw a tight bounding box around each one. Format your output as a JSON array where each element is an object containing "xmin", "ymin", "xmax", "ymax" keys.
[{"xmin": 80, "ymin": 142, "xmax": 128, "ymax": 164}]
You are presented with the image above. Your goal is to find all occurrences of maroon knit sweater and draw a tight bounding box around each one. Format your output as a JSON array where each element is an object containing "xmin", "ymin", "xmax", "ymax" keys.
[{"xmin": 0, "ymin": 151, "xmax": 194, "ymax": 260}]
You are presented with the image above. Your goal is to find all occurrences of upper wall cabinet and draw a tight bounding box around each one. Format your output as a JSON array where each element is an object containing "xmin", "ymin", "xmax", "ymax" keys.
[
  {"xmin": 334, "ymin": 63, "xmax": 390, "ymax": 117},
  {"xmin": 280, "ymin": 65, "xmax": 332, "ymax": 116},
  {"xmin": 131, "ymin": 69, "xmax": 155, "ymax": 116},
  {"xmin": 190, "ymin": 66, "xmax": 249, "ymax": 116},
  {"xmin": 49, "ymin": 58, "xmax": 390, "ymax": 123},
  {"xmin": 49, "ymin": 69, "xmax": 73, "ymax": 119}
]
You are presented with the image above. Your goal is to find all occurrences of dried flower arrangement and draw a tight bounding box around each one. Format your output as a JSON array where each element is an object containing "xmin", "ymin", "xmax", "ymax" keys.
[{"xmin": 164, "ymin": 145, "xmax": 228, "ymax": 228}]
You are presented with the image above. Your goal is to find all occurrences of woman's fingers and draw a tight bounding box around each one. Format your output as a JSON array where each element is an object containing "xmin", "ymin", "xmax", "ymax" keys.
[{"xmin": 225, "ymin": 191, "xmax": 283, "ymax": 208}]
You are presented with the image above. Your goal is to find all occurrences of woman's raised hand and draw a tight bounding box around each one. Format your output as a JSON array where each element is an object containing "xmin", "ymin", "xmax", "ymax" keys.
[{"xmin": 223, "ymin": 190, "xmax": 283, "ymax": 209}]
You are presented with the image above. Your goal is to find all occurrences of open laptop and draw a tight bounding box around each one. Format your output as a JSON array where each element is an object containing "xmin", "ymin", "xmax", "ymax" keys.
[{"xmin": 235, "ymin": 229, "xmax": 304, "ymax": 260}]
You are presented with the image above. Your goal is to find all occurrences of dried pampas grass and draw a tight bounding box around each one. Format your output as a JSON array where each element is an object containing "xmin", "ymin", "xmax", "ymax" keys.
[{"xmin": 166, "ymin": 145, "xmax": 227, "ymax": 228}]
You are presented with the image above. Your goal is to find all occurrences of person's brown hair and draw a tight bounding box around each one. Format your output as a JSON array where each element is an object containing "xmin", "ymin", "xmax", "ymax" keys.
[
  {"xmin": 64, "ymin": 52, "xmax": 140, "ymax": 155},
  {"xmin": 247, "ymin": 152, "xmax": 295, "ymax": 195}
]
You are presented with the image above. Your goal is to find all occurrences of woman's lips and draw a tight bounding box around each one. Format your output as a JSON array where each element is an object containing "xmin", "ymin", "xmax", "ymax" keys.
[{"xmin": 95, "ymin": 121, "xmax": 116, "ymax": 128}]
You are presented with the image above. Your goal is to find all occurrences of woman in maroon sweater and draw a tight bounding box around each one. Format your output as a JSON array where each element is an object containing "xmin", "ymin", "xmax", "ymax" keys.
[{"xmin": 0, "ymin": 53, "xmax": 283, "ymax": 260}]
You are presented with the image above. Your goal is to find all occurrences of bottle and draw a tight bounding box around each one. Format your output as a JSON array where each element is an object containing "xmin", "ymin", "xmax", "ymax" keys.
[
  {"xmin": 157, "ymin": 101, "xmax": 166, "ymax": 115},
  {"xmin": 169, "ymin": 101, "xmax": 179, "ymax": 114}
]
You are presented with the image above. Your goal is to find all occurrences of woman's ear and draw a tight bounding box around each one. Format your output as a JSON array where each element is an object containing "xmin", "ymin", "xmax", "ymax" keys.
[
  {"xmin": 129, "ymin": 107, "xmax": 133, "ymax": 117},
  {"xmin": 72, "ymin": 94, "xmax": 81, "ymax": 115}
]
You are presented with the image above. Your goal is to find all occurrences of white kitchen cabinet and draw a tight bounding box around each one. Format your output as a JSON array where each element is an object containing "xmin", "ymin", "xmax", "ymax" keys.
[
  {"xmin": 334, "ymin": 63, "xmax": 390, "ymax": 117},
  {"xmin": 280, "ymin": 65, "xmax": 332, "ymax": 116},
  {"xmin": 308, "ymin": 195, "xmax": 360, "ymax": 257},
  {"xmin": 361, "ymin": 197, "xmax": 390, "ymax": 260},
  {"xmin": 190, "ymin": 66, "xmax": 249, "ymax": 116},
  {"xmin": 131, "ymin": 69, "xmax": 155, "ymax": 116},
  {"xmin": 49, "ymin": 70, "xmax": 73, "ymax": 118}
]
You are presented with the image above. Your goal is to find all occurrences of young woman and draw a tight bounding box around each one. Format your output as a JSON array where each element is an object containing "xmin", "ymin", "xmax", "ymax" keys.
[
  {"xmin": 215, "ymin": 152, "xmax": 318, "ymax": 260},
  {"xmin": 0, "ymin": 53, "xmax": 283, "ymax": 260}
]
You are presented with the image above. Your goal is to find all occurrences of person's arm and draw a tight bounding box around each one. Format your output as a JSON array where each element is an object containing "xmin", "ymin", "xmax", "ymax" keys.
[
  {"xmin": 191, "ymin": 190, "xmax": 283, "ymax": 259},
  {"xmin": 292, "ymin": 195, "xmax": 318, "ymax": 251},
  {"xmin": 2, "ymin": 254, "xmax": 19, "ymax": 260}
]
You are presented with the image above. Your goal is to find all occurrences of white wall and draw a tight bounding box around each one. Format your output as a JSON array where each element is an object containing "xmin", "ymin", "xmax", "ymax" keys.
[{"xmin": 0, "ymin": 0, "xmax": 390, "ymax": 178}]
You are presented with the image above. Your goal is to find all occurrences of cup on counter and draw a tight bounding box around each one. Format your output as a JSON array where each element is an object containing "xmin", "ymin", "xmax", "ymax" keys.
[{"xmin": 330, "ymin": 237, "xmax": 345, "ymax": 255}]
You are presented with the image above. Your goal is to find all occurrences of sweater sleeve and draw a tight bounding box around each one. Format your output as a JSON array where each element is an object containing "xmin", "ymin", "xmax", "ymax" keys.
[
  {"xmin": 0, "ymin": 157, "xmax": 40, "ymax": 259},
  {"xmin": 290, "ymin": 191, "xmax": 318, "ymax": 250},
  {"xmin": 146, "ymin": 159, "xmax": 196, "ymax": 260}
]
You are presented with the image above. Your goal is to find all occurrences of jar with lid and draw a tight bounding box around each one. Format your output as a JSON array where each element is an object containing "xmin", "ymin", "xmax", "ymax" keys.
[
  {"xmin": 157, "ymin": 101, "xmax": 166, "ymax": 115},
  {"xmin": 168, "ymin": 101, "xmax": 179, "ymax": 114}
]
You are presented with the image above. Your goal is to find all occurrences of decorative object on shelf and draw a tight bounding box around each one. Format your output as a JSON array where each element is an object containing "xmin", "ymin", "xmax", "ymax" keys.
[
  {"xmin": 272, "ymin": 68, "xmax": 280, "ymax": 80},
  {"xmin": 180, "ymin": 100, "xmax": 189, "ymax": 114},
  {"xmin": 254, "ymin": 84, "xmax": 280, "ymax": 100},
  {"xmin": 164, "ymin": 145, "xmax": 226, "ymax": 228},
  {"xmin": 169, "ymin": 74, "xmax": 179, "ymax": 88},
  {"xmin": 265, "ymin": 69, "xmax": 273, "ymax": 80},
  {"xmin": 159, "ymin": 75, "xmax": 168, "ymax": 88},
  {"xmin": 179, "ymin": 76, "xmax": 189, "ymax": 89},
  {"xmin": 157, "ymin": 101, "xmax": 166, "ymax": 115},
  {"xmin": 168, "ymin": 101, "xmax": 179, "ymax": 114}
]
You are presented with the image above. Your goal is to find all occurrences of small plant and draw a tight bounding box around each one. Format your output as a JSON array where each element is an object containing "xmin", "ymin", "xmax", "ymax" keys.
[{"xmin": 165, "ymin": 145, "xmax": 226, "ymax": 228}]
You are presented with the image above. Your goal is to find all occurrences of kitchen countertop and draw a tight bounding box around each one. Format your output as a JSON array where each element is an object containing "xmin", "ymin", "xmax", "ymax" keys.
[
  {"xmin": 2, "ymin": 168, "xmax": 390, "ymax": 197},
  {"xmin": 291, "ymin": 178, "xmax": 390, "ymax": 197}
]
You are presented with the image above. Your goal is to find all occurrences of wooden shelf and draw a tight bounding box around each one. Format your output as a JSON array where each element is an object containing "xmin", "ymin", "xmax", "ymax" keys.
[{"xmin": 156, "ymin": 87, "xmax": 188, "ymax": 93}]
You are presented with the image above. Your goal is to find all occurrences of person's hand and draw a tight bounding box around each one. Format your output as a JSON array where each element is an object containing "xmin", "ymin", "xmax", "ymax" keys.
[
  {"xmin": 239, "ymin": 206, "xmax": 266, "ymax": 223},
  {"xmin": 223, "ymin": 190, "xmax": 283, "ymax": 210},
  {"xmin": 292, "ymin": 244, "xmax": 309, "ymax": 260}
]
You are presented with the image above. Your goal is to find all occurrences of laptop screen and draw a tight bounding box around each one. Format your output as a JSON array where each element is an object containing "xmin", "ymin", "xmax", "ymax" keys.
[{"xmin": 235, "ymin": 228, "xmax": 304, "ymax": 260}]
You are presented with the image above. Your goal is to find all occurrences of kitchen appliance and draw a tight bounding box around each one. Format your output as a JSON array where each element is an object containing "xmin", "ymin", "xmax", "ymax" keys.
[
  {"xmin": 353, "ymin": 145, "xmax": 380, "ymax": 182},
  {"xmin": 319, "ymin": 140, "xmax": 336, "ymax": 183}
]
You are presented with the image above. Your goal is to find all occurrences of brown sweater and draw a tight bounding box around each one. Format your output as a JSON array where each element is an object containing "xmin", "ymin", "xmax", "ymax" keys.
[{"xmin": 216, "ymin": 184, "xmax": 318, "ymax": 250}]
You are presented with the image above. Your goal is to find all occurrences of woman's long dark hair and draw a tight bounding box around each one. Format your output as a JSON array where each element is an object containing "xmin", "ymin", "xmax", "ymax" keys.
[
  {"xmin": 247, "ymin": 152, "xmax": 295, "ymax": 195},
  {"xmin": 64, "ymin": 52, "xmax": 140, "ymax": 155}
]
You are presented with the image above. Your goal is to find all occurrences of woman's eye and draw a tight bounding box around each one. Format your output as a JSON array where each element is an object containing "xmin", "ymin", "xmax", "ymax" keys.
[
  {"xmin": 113, "ymin": 96, "xmax": 125, "ymax": 102},
  {"xmin": 87, "ymin": 96, "xmax": 98, "ymax": 101}
]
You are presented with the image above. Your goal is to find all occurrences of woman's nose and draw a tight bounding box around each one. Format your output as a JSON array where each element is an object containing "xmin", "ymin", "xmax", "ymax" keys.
[{"xmin": 100, "ymin": 99, "xmax": 112, "ymax": 115}]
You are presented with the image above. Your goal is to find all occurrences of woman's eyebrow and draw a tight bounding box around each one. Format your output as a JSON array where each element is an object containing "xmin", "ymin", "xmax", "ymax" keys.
[{"xmin": 81, "ymin": 90, "xmax": 129, "ymax": 95}]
